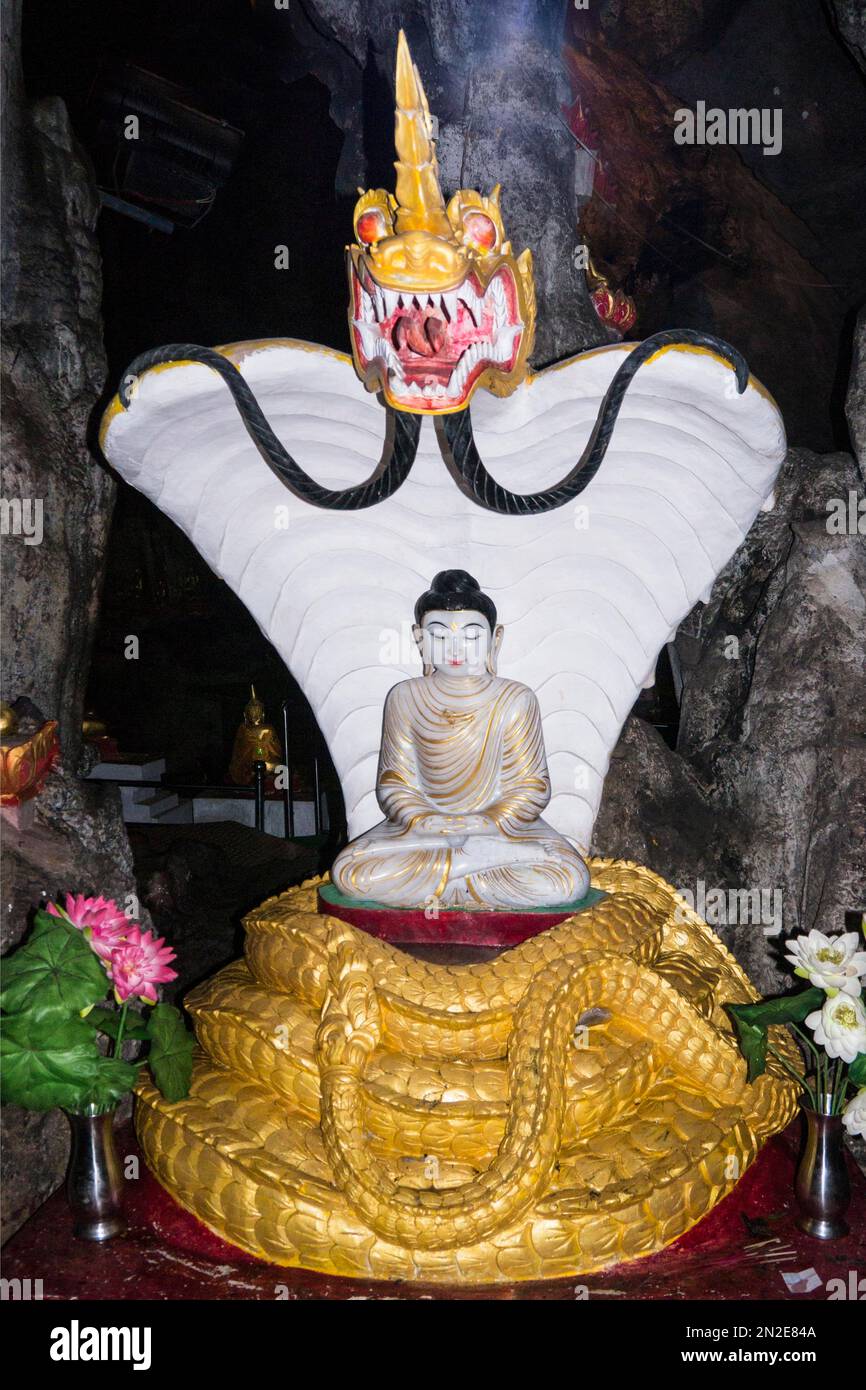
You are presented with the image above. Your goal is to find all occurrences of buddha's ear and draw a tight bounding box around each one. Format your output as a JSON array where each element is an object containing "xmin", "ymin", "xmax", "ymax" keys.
[
  {"xmin": 412, "ymin": 622, "xmax": 433, "ymax": 675},
  {"xmin": 487, "ymin": 622, "xmax": 504, "ymax": 674}
]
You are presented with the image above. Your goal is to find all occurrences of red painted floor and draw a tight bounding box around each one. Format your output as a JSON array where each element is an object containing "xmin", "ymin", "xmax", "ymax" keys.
[{"xmin": 2, "ymin": 1120, "xmax": 863, "ymax": 1300}]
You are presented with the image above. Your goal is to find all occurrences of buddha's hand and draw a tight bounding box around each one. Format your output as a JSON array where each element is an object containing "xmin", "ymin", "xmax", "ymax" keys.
[
  {"xmin": 414, "ymin": 812, "xmax": 497, "ymax": 837},
  {"xmin": 413, "ymin": 813, "xmax": 462, "ymax": 836},
  {"xmin": 450, "ymin": 812, "xmax": 498, "ymax": 835}
]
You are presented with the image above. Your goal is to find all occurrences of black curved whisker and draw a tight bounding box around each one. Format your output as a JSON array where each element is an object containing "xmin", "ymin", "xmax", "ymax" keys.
[
  {"xmin": 116, "ymin": 343, "xmax": 422, "ymax": 510},
  {"xmin": 441, "ymin": 330, "xmax": 750, "ymax": 514},
  {"xmin": 115, "ymin": 332, "xmax": 750, "ymax": 516}
]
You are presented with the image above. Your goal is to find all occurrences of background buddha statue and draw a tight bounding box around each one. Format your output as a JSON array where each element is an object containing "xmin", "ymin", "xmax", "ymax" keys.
[
  {"xmin": 331, "ymin": 571, "xmax": 590, "ymax": 909},
  {"xmin": 228, "ymin": 685, "xmax": 283, "ymax": 786}
]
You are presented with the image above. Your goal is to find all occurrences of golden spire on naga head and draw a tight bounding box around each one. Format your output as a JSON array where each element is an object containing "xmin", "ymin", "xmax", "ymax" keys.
[{"xmin": 346, "ymin": 30, "xmax": 536, "ymax": 416}]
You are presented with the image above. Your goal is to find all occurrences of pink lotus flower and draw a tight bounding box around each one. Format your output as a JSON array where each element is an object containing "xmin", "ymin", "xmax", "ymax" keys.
[
  {"xmin": 106, "ymin": 927, "xmax": 178, "ymax": 1004},
  {"xmin": 48, "ymin": 893, "xmax": 132, "ymax": 961}
]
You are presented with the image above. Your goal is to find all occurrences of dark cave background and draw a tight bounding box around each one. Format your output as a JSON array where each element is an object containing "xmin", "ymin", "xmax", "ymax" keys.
[
  {"xmin": 22, "ymin": 0, "xmax": 354, "ymax": 787},
  {"xmin": 19, "ymin": 0, "xmax": 866, "ymax": 786}
]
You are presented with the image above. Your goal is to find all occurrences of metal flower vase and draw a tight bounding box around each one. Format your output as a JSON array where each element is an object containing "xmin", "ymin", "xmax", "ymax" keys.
[
  {"xmin": 66, "ymin": 1104, "xmax": 126, "ymax": 1241},
  {"xmin": 795, "ymin": 1098, "xmax": 850, "ymax": 1240}
]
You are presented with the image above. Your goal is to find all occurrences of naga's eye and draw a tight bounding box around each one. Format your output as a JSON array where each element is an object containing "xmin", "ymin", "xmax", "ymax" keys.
[
  {"xmin": 356, "ymin": 209, "xmax": 389, "ymax": 245},
  {"xmin": 462, "ymin": 211, "xmax": 498, "ymax": 252}
]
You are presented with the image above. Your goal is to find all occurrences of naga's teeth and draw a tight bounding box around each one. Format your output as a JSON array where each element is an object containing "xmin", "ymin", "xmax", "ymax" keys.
[
  {"xmin": 383, "ymin": 341, "xmax": 405, "ymax": 379},
  {"xmin": 490, "ymin": 277, "xmax": 507, "ymax": 327},
  {"xmin": 495, "ymin": 323, "xmax": 521, "ymax": 362},
  {"xmin": 442, "ymin": 290, "xmax": 458, "ymax": 321},
  {"xmin": 353, "ymin": 320, "xmax": 383, "ymax": 361},
  {"xmin": 381, "ymin": 287, "xmax": 401, "ymax": 318}
]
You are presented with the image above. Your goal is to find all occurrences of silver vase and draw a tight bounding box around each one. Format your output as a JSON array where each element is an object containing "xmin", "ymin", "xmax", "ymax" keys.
[
  {"xmin": 65, "ymin": 1105, "xmax": 126, "ymax": 1241},
  {"xmin": 794, "ymin": 1098, "xmax": 850, "ymax": 1240}
]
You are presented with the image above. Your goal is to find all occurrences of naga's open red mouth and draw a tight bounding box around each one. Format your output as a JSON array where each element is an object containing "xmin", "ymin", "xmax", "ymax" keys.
[{"xmin": 349, "ymin": 266, "xmax": 523, "ymax": 411}]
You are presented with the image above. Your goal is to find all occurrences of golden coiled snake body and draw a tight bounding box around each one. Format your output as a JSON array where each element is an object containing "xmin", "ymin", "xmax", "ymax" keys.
[{"xmin": 135, "ymin": 860, "xmax": 799, "ymax": 1283}]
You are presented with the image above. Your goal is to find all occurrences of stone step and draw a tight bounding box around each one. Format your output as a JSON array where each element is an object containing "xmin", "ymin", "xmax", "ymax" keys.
[
  {"xmin": 88, "ymin": 757, "xmax": 166, "ymax": 782},
  {"xmin": 122, "ymin": 788, "xmax": 180, "ymax": 823},
  {"xmin": 151, "ymin": 798, "xmax": 195, "ymax": 825}
]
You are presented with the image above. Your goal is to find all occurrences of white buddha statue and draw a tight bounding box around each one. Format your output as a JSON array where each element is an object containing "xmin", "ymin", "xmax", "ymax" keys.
[{"xmin": 331, "ymin": 571, "xmax": 590, "ymax": 909}]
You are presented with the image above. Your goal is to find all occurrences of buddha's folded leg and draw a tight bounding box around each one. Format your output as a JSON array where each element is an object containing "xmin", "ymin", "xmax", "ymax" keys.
[
  {"xmin": 331, "ymin": 821, "xmax": 590, "ymax": 910},
  {"xmin": 331, "ymin": 828, "xmax": 451, "ymax": 906},
  {"xmin": 460, "ymin": 862, "xmax": 586, "ymax": 909},
  {"xmin": 452, "ymin": 836, "xmax": 590, "ymax": 909}
]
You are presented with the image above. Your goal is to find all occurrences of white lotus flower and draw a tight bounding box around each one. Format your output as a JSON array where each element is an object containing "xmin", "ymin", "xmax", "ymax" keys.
[
  {"xmin": 785, "ymin": 929, "xmax": 866, "ymax": 997},
  {"xmin": 805, "ymin": 993, "xmax": 866, "ymax": 1064},
  {"xmin": 842, "ymin": 1089, "xmax": 866, "ymax": 1140}
]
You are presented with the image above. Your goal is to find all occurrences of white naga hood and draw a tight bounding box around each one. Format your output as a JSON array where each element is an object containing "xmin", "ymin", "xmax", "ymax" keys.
[{"xmin": 101, "ymin": 337, "xmax": 785, "ymax": 850}]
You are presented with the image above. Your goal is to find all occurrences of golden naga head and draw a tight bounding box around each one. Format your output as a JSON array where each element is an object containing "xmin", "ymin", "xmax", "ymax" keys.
[{"xmin": 346, "ymin": 31, "xmax": 536, "ymax": 415}]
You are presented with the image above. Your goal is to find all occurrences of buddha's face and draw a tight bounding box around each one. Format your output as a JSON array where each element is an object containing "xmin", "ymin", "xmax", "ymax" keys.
[
  {"xmin": 414, "ymin": 609, "xmax": 503, "ymax": 677},
  {"xmin": 246, "ymin": 700, "xmax": 265, "ymax": 727}
]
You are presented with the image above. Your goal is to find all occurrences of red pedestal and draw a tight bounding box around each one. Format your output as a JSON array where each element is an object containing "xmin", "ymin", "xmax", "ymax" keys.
[{"xmin": 317, "ymin": 882, "xmax": 604, "ymax": 947}]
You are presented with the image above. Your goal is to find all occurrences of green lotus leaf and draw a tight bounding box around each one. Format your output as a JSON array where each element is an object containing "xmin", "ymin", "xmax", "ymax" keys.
[
  {"xmin": 848, "ymin": 1052, "xmax": 866, "ymax": 1088},
  {"xmin": 146, "ymin": 1004, "xmax": 194, "ymax": 1102},
  {"xmin": 0, "ymin": 1012, "xmax": 100, "ymax": 1111},
  {"xmin": 0, "ymin": 920, "xmax": 108, "ymax": 1019},
  {"xmin": 83, "ymin": 1056, "xmax": 141, "ymax": 1110},
  {"xmin": 726, "ymin": 1005, "xmax": 769, "ymax": 1083},
  {"xmin": 730, "ymin": 986, "xmax": 824, "ymax": 1027},
  {"xmin": 86, "ymin": 1006, "xmax": 150, "ymax": 1041},
  {"xmin": 30, "ymin": 908, "xmax": 68, "ymax": 940}
]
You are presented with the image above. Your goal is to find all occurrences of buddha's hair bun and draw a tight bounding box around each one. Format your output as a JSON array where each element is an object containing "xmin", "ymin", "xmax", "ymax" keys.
[
  {"xmin": 431, "ymin": 569, "xmax": 480, "ymax": 596},
  {"xmin": 414, "ymin": 570, "xmax": 497, "ymax": 628}
]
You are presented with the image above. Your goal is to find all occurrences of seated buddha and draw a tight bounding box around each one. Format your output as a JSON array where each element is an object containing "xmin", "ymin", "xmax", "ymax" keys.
[
  {"xmin": 331, "ymin": 570, "xmax": 590, "ymax": 909},
  {"xmin": 228, "ymin": 685, "xmax": 283, "ymax": 786}
]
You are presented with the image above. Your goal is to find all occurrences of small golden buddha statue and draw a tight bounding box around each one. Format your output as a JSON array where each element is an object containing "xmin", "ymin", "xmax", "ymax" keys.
[
  {"xmin": 228, "ymin": 686, "xmax": 283, "ymax": 785},
  {"xmin": 332, "ymin": 571, "xmax": 590, "ymax": 909}
]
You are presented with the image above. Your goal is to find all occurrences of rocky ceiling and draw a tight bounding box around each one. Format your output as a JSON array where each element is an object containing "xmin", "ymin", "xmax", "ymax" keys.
[
  {"xmin": 22, "ymin": 0, "xmax": 866, "ymax": 449},
  {"xmin": 263, "ymin": 0, "xmax": 866, "ymax": 450}
]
